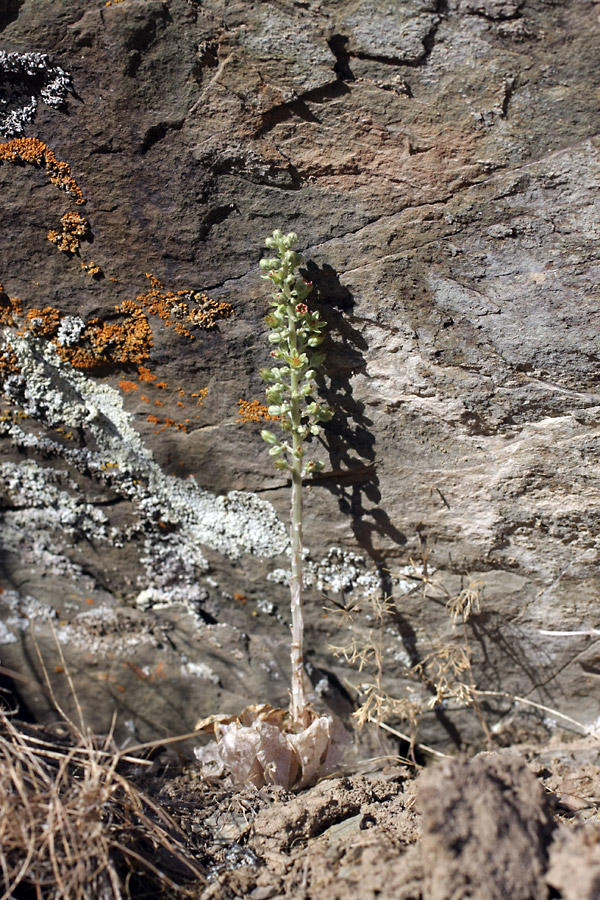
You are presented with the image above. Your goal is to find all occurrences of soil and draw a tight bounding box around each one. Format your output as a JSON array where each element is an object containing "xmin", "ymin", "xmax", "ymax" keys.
[{"xmin": 131, "ymin": 733, "xmax": 600, "ymax": 900}]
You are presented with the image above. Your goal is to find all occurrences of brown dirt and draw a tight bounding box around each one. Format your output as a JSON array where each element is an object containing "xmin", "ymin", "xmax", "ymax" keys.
[
  {"xmin": 133, "ymin": 735, "xmax": 600, "ymax": 900},
  {"xmin": 5, "ymin": 712, "xmax": 600, "ymax": 899}
]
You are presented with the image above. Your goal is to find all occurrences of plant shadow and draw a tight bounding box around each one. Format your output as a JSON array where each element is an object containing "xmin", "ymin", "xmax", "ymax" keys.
[{"xmin": 304, "ymin": 261, "xmax": 407, "ymax": 581}]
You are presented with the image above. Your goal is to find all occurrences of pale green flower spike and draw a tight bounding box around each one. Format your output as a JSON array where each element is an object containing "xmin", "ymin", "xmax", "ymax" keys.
[{"xmin": 259, "ymin": 230, "xmax": 332, "ymax": 728}]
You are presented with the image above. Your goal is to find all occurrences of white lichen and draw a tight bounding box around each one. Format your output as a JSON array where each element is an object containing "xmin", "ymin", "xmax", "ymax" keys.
[
  {"xmin": 0, "ymin": 459, "xmax": 111, "ymax": 578},
  {"xmin": 1, "ymin": 332, "xmax": 289, "ymax": 609},
  {"xmin": 0, "ymin": 620, "xmax": 17, "ymax": 645},
  {"xmin": 268, "ymin": 546, "xmax": 381, "ymax": 599},
  {"xmin": 0, "ymin": 51, "xmax": 73, "ymax": 138},
  {"xmin": 55, "ymin": 316, "xmax": 86, "ymax": 348},
  {"xmin": 0, "ymin": 589, "xmax": 57, "ymax": 641},
  {"xmin": 180, "ymin": 659, "xmax": 220, "ymax": 683}
]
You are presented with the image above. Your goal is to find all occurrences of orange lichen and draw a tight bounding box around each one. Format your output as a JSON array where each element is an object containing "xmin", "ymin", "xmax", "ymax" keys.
[
  {"xmin": 154, "ymin": 400, "xmax": 164, "ymax": 407},
  {"xmin": 0, "ymin": 267, "xmax": 229, "ymax": 384},
  {"xmin": 192, "ymin": 389, "xmax": 208, "ymax": 406},
  {"xmin": 0, "ymin": 409, "xmax": 29, "ymax": 427},
  {"xmin": 135, "ymin": 274, "xmax": 233, "ymax": 338},
  {"xmin": 53, "ymin": 426, "xmax": 75, "ymax": 440},
  {"xmin": 149, "ymin": 414, "xmax": 190, "ymax": 434},
  {"xmin": 237, "ymin": 398, "xmax": 280, "ymax": 423},
  {"xmin": 0, "ymin": 348, "xmax": 20, "ymax": 377},
  {"xmin": 57, "ymin": 303, "xmax": 153, "ymax": 370},
  {"xmin": 48, "ymin": 211, "xmax": 89, "ymax": 254},
  {"xmin": 26, "ymin": 306, "xmax": 61, "ymax": 337},
  {"xmin": 177, "ymin": 401, "xmax": 185, "ymax": 408},
  {"xmin": 118, "ymin": 380, "xmax": 138, "ymax": 393},
  {"xmin": 0, "ymin": 293, "xmax": 22, "ymax": 326},
  {"xmin": 0, "ymin": 296, "xmax": 155, "ymax": 374},
  {"xmin": 140, "ymin": 395, "xmax": 150, "ymax": 403},
  {"xmin": 138, "ymin": 366, "xmax": 156, "ymax": 383},
  {"xmin": 81, "ymin": 260, "xmax": 102, "ymax": 277},
  {"xmin": 0, "ymin": 137, "xmax": 85, "ymax": 204}
]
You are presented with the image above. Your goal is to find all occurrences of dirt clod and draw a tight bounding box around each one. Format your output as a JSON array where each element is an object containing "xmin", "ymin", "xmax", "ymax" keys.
[{"xmin": 418, "ymin": 752, "xmax": 554, "ymax": 900}]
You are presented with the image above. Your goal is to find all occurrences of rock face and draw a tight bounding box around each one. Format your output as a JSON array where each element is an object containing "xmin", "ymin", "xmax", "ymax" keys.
[{"xmin": 0, "ymin": 0, "xmax": 599, "ymax": 750}]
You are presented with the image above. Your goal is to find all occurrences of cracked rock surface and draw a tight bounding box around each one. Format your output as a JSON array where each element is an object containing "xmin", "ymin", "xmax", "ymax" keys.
[{"xmin": 0, "ymin": 0, "xmax": 599, "ymax": 751}]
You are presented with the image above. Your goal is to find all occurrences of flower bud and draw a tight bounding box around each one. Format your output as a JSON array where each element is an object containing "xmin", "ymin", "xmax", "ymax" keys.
[
  {"xmin": 307, "ymin": 334, "xmax": 324, "ymax": 347},
  {"xmin": 310, "ymin": 424, "xmax": 321, "ymax": 435},
  {"xmin": 267, "ymin": 405, "xmax": 281, "ymax": 417},
  {"xmin": 273, "ymin": 458, "xmax": 289, "ymax": 471},
  {"xmin": 301, "ymin": 459, "xmax": 324, "ymax": 477},
  {"xmin": 269, "ymin": 445, "xmax": 284, "ymax": 456},
  {"xmin": 261, "ymin": 430, "xmax": 278, "ymax": 445},
  {"xmin": 289, "ymin": 352, "xmax": 308, "ymax": 370}
]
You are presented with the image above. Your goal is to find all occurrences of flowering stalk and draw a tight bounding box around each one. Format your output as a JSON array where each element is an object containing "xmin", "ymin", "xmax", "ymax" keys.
[{"xmin": 259, "ymin": 230, "xmax": 332, "ymax": 729}]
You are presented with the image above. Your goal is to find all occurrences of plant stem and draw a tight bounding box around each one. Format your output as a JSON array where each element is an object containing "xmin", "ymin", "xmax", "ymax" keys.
[
  {"xmin": 260, "ymin": 231, "xmax": 331, "ymax": 729},
  {"xmin": 287, "ymin": 295, "xmax": 307, "ymax": 728}
]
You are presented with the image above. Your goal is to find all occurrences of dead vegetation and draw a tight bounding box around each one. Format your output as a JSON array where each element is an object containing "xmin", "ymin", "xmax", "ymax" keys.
[
  {"xmin": 0, "ymin": 704, "xmax": 206, "ymax": 900},
  {"xmin": 327, "ymin": 560, "xmax": 488, "ymax": 754}
]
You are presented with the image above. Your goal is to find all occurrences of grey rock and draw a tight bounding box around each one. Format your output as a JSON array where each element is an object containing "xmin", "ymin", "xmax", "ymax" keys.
[{"xmin": 0, "ymin": 0, "xmax": 598, "ymax": 752}]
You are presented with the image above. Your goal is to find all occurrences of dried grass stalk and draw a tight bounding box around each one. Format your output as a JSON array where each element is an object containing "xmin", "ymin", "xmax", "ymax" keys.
[{"xmin": 0, "ymin": 711, "xmax": 205, "ymax": 899}]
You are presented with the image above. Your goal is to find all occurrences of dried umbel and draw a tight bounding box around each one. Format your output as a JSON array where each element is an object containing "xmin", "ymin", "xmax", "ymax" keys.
[{"xmin": 195, "ymin": 704, "xmax": 347, "ymax": 791}]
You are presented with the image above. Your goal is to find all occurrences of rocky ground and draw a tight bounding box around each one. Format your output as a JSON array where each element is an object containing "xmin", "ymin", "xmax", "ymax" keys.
[
  {"xmin": 5, "ymin": 708, "xmax": 600, "ymax": 900},
  {"xmin": 143, "ymin": 734, "xmax": 600, "ymax": 900}
]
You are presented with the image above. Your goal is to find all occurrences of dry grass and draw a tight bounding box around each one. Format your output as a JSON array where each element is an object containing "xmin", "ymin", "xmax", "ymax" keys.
[
  {"xmin": 0, "ymin": 704, "xmax": 205, "ymax": 899},
  {"xmin": 327, "ymin": 560, "xmax": 490, "ymax": 755}
]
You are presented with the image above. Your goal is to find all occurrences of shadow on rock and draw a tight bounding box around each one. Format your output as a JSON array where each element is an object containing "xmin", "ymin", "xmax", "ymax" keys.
[{"xmin": 304, "ymin": 261, "xmax": 407, "ymax": 579}]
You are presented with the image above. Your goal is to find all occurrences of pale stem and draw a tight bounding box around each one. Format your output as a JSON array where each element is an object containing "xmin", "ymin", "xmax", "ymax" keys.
[{"xmin": 286, "ymin": 293, "xmax": 307, "ymax": 728}]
